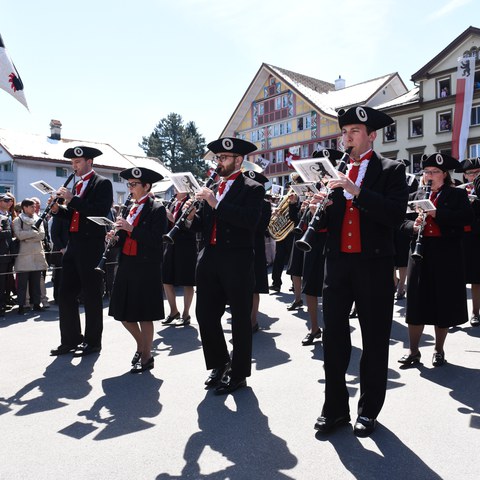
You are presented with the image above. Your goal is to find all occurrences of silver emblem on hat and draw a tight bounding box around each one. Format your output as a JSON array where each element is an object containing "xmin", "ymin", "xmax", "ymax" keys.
[
  {"xmin": 74, "ymin": 147, "xmax": 84, "ymax": 157},
  {"xmin": 436, "ymin": 154, "xmax": 444, "ymax": 165},
  {"xmin": 248, "ymin": 170, "xmax": 255, "ymax": 179},
  {"xmin": 222, "ymin": 138, "xmax": 234, "ymax": 151},
  {"xmin": 323, "ymin": 149, "xmax": 330, "ymax": 158},
  {"xmin": 356, "ymin": 107, "xmax": 368, "ymax": 122},
  {"xmin": 132, "ymin": 167, "xmax": 142, "ymax": 178}
]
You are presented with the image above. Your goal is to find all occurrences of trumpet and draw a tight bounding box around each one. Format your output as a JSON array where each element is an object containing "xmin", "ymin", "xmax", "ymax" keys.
[
  {"xmin": 295, "ymin": 148, "xmax": 353, "ymax": 252},
  {"xmin": 95, "ymin": 194, "xmax": 133, "ymax": 273},
  {"xmin": 32, "ymin": 172, "xmax": 75, "ymax": 231},
  {"xmin": 411, "ymin": 179, "xmax": 433, "ymax": 260},
  {"xmin": 163, "ymin": 167, "xmax": 221, "ymax": 245}
]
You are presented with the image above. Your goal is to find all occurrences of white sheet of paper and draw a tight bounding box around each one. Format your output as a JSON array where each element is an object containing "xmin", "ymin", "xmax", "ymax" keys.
[
  {"xmin": 30, "ymin": 180, "xmax": 56, "ymax": 195},
  {"xmin": 87, "ymin": 216, "xmax": 115, "ymax": 227}
]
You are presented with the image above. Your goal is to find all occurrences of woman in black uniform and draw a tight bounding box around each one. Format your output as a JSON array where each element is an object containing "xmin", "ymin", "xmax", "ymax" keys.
[
  {"xmin": 108, "ymin": 167, "xmax": 167, "ymax": 373},
  {"xmin": 398, "ymin": 153, "xmax": 472, "ymax": 367}
]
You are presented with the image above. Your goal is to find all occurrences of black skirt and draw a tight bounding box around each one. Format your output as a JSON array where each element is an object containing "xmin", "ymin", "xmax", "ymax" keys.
[
  {"xmin": 162, "ymin": 236, "xmax": 197, "ymax": 286},
  {"xmin": 463, "ymin": 231, "xmax": 480, "ymax": 284},
  {"xmin": 286, "ymin": 236, "xmax": 304, "ymax": 277},
  {"xmin": 302, "ymin": 232, "xmax": 326, "ymax": 297},
  {"xmin": 394, "ymin": 228, "xmax": 411, "ymax": 268},
  {"xmin": 109, "ymin": 256, "xmax": 165, "ymax": 322}
]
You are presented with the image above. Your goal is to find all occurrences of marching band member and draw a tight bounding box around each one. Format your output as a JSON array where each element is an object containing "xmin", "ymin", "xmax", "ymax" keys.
[
  {"xmin": 312, "ymin": 106, "xmax": 408, "ymax": 437},
  {"xmin": 455, "ymin": 158, "xmax": 480, "ymax": 326},
  {"xmin": 184, "ymin": 137, "xmax": 264, "ymax": 395},
  {"xmin": 162, "ymin": 187, "xmax": 197, "ymax": 327},
  {"xmin": 50, "ymin": 146, "xmax": 113, "ymax": 357},
  {"xmin": 108, "ymin": 167, "xmax": 167, "ymax": 373},
  {"xmin": 398, "ymin": 154, "xmax": 472, "ymax": 367}
]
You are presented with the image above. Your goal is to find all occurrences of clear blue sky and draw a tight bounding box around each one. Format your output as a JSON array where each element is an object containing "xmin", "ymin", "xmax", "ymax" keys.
[{"xmin": 0, "ymin": 0, "xmax": 477, "ymax": 156}]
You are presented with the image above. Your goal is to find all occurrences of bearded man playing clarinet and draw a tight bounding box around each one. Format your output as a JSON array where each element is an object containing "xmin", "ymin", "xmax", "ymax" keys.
[
  {"xmin": 184, "ymin": 137, "xmax": 264, "ymax": 395},
  {"xmin": 312, "ymin": 107, "xmax": 408, "ymax": 437},
  {"xmin": 50, "ymin": 146, "xmax": 113, "ymax": 357}
]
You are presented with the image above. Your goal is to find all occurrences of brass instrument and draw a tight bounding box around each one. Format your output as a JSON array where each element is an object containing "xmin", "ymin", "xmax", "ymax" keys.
[{"xmin": 267, "ymin": 189, "xmax": 295, "ymax": 241}]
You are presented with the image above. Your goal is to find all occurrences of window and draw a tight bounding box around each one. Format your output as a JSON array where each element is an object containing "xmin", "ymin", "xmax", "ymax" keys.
[
  {"xmin": 297, "ymin": 115, "xmax": 311, "ymax": 131},
  {"xmin": 470, "ymin": 143, "xmax": 480, "ymax": 157},
  {"xmin": 301, "ymin": 145, "xmax": 309, "ymax": 158},
  {"xmin": 297, "ymin": 117, "xmax": 304, "ymax": 131},
  {"xmin": 251, "ymin": 130, "xmax": 258, "ymax": 142},
  {"xmin": 475, "ymin": 70, "xmax": 480, "ymax": 90},
  {"xmin": 259, "ymin": 103, "xmax": 264, "ymax": 115},
  {"xmin": 437, "ymin": 77, "xmax": 451, "ymax": 98},
  {"xmin": 437, "ymin": 111, "xmax": 452, "ymax": 132},
  {"xmin": 409, "ymin": 117, "xmax": 423, "ymax": 137},
  {"xmin": 286, "ymin": 122, "xmax": 292, "ymax": 134},
  {"xmin": 471, "ymin": 105, "xmax": 480, "ymax": 126},
  {"xmin": 275, "ymin": 97, "xmax": 281, "ymax": 110},
  {"xmin": 410, "ymin": 152, "xmax": 424, "ymax": 174},
  {"xmin": 277, "ymin": 149, "xmax": 284, "ymax": 163},
  {"xmin": 117, "ymin": 193, "xmax": 125, "ymax": 205},
  {"xmin": 384, "ymin": 123, "xmax": 396, "ymax": 142},
  {"xmin": 113, "ymin": 173, "xmax": 123, "ymax": 183},
  {"xmin": 56, "ymin": 167, "xmax": 68, "ymax": 177},
  {"xmin": 0, "ymin": 162, "xmax": 13, "ymax": 172}
]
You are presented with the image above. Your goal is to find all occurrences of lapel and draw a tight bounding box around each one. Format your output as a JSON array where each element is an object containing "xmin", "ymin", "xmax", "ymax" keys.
[
  {"xmin": 222, "ymin": 174, "xmax": 244, "ymax": 203},
  {"xmin": 138, "ymin": 197, "xmax": 153, "ymax": 223},
  {"xmin": 82, "ymin": 172, "xmax": 97, "ymax": 197},
  {"xmin": 361, "ymin": 153, "xmax": 382, "ymax": 189}
]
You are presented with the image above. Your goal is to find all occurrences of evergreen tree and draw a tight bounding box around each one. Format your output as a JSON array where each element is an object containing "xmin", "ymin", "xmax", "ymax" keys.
[{"xmin": 140, "ymin": 113, "xmax": 209, "ymax": 179}]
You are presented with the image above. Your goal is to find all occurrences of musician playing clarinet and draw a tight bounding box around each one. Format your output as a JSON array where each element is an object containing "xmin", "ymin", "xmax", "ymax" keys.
[
  {"xmin": 108, "ymin": 167, "xmax": 167, "ymax": 373},
  {"xmin": 398, "ymin": 153, "xmax": 472, "ymax": 368},
  {"xmin": 183, "ymin": 137, "xmax": 264, "ymax": 395},
  {"xmin": 49, "ymin": 146, "xmax": 113, "ymax": 357},
  {"xmin": 312, "ymin": 106, "xmax": 408, "ymax": 437}
]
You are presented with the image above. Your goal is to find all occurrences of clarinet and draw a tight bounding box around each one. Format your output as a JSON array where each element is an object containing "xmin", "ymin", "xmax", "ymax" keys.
[
  {"xmin": 411, "ymin": 180, "xmax": 433, "ymax": 260},
  {"xmin": 32, "ymin": 172, "xmax": 75, "ymax": 231},
  {"xmin": 95, "ymin": 194, "xmax": 133, "ymax": 273},
  {"xmin": 163, "ymin": 167, "xmax": 221, "ymax": 245},
  {"xmin": 295, "ymin": 147, "xmax": 353, "ymax": 252}
]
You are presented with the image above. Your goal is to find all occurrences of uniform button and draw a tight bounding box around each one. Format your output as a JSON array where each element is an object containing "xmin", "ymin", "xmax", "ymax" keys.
[
  {"xmin": 347, "ymin": 245, "xmax": 352, "ymax": 250},
  {"xmin": 348, "ymin": 232, "xmax": 352, "ymax": 237},
  {"xmin": 349, "ymin": 207, "xmax": 354, "ymax": 212},
  {"xmin": 348, "ymin": 220, "xmax": 353, "ymax": 225}
]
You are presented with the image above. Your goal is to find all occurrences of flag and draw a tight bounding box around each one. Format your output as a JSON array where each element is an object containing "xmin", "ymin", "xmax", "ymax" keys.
[
  {"xmin": 452, "ymin": 56, "xmax": 475, "ymax": 160},
  {"xmin": 285, "ymin": 145, "xmax": 300, "ymax": 169},
  {"xmin": 0, "ymin": 34, "xmax": 28, "ymax": 110}
]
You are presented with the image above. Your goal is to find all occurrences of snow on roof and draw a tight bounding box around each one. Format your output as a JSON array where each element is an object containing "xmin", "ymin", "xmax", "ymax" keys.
[
  {"xmin": 374, "ymin": 87, "xmax": 420, "ymax": 109},
  {"xmin": 0, "ymin": 128, "xmax": 136, "ymax": 170}
]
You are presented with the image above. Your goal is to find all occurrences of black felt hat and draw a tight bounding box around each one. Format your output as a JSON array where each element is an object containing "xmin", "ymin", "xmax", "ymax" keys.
[
  {"xmin": 312, "ymin": 148, "xmax": 345, "ymax": 161},
  {"xmin": 207, "ymin": 137, "xmax": 257, "ymax": 156},
  {"xmin": 337, "ymin": 106, "xmax": 393, "ymax": 131},
  {"xmin": 64, "ymin": 146, "xmax": 103, "ymax": 159},
  {"xmin": 243, "ymin": 170, "xmax": 268, "ymax": 184},
  {"xmin": 455, "ymin": 157, "xmax": 480, "ymax": 173},
  {"xmin": 421, "ymin": 153, "xmax": 459, "ymax": 171},
  {"xmin": 397, "ymin": 158, "xmax": 411, "ymax": 167},
  {"xmin": 120, "ymin": 167, "xmax": 163, "ymax": 184}
]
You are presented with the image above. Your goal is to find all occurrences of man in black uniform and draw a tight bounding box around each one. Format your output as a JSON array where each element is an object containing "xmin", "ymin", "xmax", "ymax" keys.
[
  {"xmin": 50, "ymin": 146, "xmax": 113, "ymax": 357},
  {"xmin": 313, "ymin": 106, "xmax": 408, "ymax": 436},
  {"xmin": 185, "ymin": 137, "xmax": 264, "ymax": 394}
]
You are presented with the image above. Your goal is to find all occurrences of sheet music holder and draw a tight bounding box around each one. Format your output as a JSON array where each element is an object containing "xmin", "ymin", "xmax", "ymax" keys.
[
  {"xmin": 87, "ymin": 216, "xmax": 115, "ymax": 227},
  {"xmin": 407, "ymin": 199, "xmax": 436, "ymax": 214},
  {"xmin": 169, "ymin": 173, "xmax": 201, "ymax": 194},
  {"xmin": 292, "ymin": 158, "xmax": 340, "ymax": 183},
  {"xmin": 30, "ymin": 180, "xmax": 56, "ymax": 195}
]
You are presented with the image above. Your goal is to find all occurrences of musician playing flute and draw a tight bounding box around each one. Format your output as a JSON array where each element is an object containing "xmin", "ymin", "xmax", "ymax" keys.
[
  {"xmin": 312, "ymin": 106, "xmax": 408, "ymax": 437},
  {"xmin": 50, "ymin": 146, "xmax": 113, "ymax": 357},
  {"xmin": 108, "ymin": 167, "xmax": 167, "ymax": 373},
  {"xmin": 183, "ymin": 137, "xmax": 264, "ymax": 395},
  {"xmin": 399, "ymin": 154, "xmax": 472, "ymax": 367}
]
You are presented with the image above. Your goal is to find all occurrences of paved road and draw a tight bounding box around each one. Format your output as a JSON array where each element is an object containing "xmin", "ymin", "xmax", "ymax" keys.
[{"xmin": 0, "ymin": 270, "xmax": 479, "ymax": 479}]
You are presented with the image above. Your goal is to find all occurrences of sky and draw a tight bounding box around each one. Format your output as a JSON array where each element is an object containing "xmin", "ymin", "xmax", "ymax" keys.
[{"xmin": 0, "ymin": 0, "xmax": 478, "ymax": 157}]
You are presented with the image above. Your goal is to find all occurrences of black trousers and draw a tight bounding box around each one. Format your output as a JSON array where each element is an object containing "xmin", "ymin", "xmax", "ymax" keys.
[
  {"xmin": 321, "ymin": 253, "xmax": 394, "ymax": 420},
  {"xmin": 271, "ymin": 232, "xmax": 294, "ymax": 287},
  {"xmin": 195, "ymin": 246, "xmax": 254, "ymax": 379},
  {"xmin": 58, "ymin": 236, "xmax": 105, "ymax": 348}
]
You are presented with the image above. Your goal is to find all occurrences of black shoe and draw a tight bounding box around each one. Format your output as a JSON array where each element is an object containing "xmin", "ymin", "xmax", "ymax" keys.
[
  {"xmin": 72, "ymin": 343, "xmax": 102, "ymax": 357},
  {"xmin": 302, "ymin": 329, "xmax": 322, "ymax": 346},
  {"xmin": 398, "ymin": 351, "xmax": 421, "ymax": 366},
  {"xmin": 17, "ymin": 306, "xmax": 26, "ymax": 315},
  {"xmin": 50, "ymin": 344, "xmax": 76, "ymax": 356},
  {"xmin": 130, "ymin": 357, "xmax": 154, "ymax": 373},
  {"xmin": 432, "ymin": 351, "xmax": 446, "ymax": 367},
  {"xmin": 314, "ymin": 415, "xmax": 350, "ymax": 433},
  {"xmin": 353, "ymin": 416, "xmax": 377, "ymax": 437},
  {"xmin": 287, "ymin": 299, "xmax": 303, "ymax": 311},
  {"xmin": 131, "ymin": 351, "xmax": 141, "ymax": 365},
  {"xmin": 205, "ymin": 363, "xmax": 231, "ymax": 388},
  {"xmin": 269, "ymin": 284, "xmax": 281, "ymax": 292},
  {"xmin": 33, "ymin": 304, "xmax": 44, "ymax": 312},
  {"xmin": 214, "ymin": 376, "xmax": 247, "ymax": 395},
  {"xmin": 470, "ymin": 315, "xmax": 480, "ymax": 327},
  {"xmin": 173, "ymin": 315, "xmax": 191, "ymax": 327},
  {"xmin": 161, "ymin": 312, "xmax": 180, "ymax": 325},
  {"xmin": 252, "ymin": 322, "xmax": 259, "ymax": 333}
]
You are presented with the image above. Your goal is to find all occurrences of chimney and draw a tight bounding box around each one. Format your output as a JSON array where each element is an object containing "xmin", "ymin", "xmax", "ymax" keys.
[
  {"xmin": 49, "ymin": 119, "xmax": 62, "ymax": 140},
  {"xmin": 335, "ymin": 76, "xmax": 346, "ymax": 90}
]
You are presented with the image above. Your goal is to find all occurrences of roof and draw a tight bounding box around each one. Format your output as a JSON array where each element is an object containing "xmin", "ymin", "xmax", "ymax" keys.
[
  {"xmin": 0, "ymin": 128, "xmax": 137, "ymax": 170},
  {"xmin": 374, "ymin": 86, "xmax": 420, "ymax": 110},
  {"xmin": 411, "ymin": 26, "xmax": 480, "ymax": 81}
]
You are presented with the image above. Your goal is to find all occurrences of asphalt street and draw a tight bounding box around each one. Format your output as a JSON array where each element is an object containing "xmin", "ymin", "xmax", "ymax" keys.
[{"xmin": 0, "ymin": 269, "xmax": 479, "ymax": 480}]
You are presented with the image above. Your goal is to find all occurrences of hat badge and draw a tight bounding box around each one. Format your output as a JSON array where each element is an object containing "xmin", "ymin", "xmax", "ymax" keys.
[
  {"xmin": 132, "ymin": 167, "xmax": 142, "ymax": 178},
  {"xmin": 248, "ymin": 170, "xmax": 255, "ymax": 179},
  {"xmin": 356, "ymin": 107, "xmax": 368, "ymax": 123},
  {"xmin": 322, "ymin": 149, "xmax": 330, "ymax": 158},
  {"xmin": 435, "ymin": 154, "xmax": 444, "ymax": 165},
  {"xmin": 222, "ymin": 138, "xmax": 234, "ymax": 151},
  {"xmin": 74, "ymin": 147, "xmax": 84, "ymax": 157}
]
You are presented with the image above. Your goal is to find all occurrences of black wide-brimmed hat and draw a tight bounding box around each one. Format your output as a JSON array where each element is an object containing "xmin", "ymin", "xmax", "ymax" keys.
[
  {"xmin": 337, "ymin": 106, "xmax": 393, "ymax": 131},
  {"xmin": 207, "ymin": 137, "xmax": 257, "ymax": 156},
  {"xmin": 455, "ymin": 157, "xmax": 480, "ymax": 173},
  {"xmin": 64, "ymin": 146, "xmax": 103, "ymax": 159},
  {"xmin": 312, "ymin": 148, "xmax": 346, "ymax": 161},
  {"xmin": 421, "ymin": 153, "xmax": 459, "ymax": 171},
  {"xmin": 397, "ymin": 158, "xmax": 411, "ymax": 167},
  {"xmin": 243, "ymin": 170, "xmax": 268, "ymax": 185},
  {"xmin": 120, "ymin": 167, "xmax": 163, "ymax": 184}
]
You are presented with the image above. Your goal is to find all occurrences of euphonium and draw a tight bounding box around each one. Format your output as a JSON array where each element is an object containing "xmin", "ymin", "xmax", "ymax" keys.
[{"xmin": 267, "ymin": 190, "xmax": 295, "ymax": 241}]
